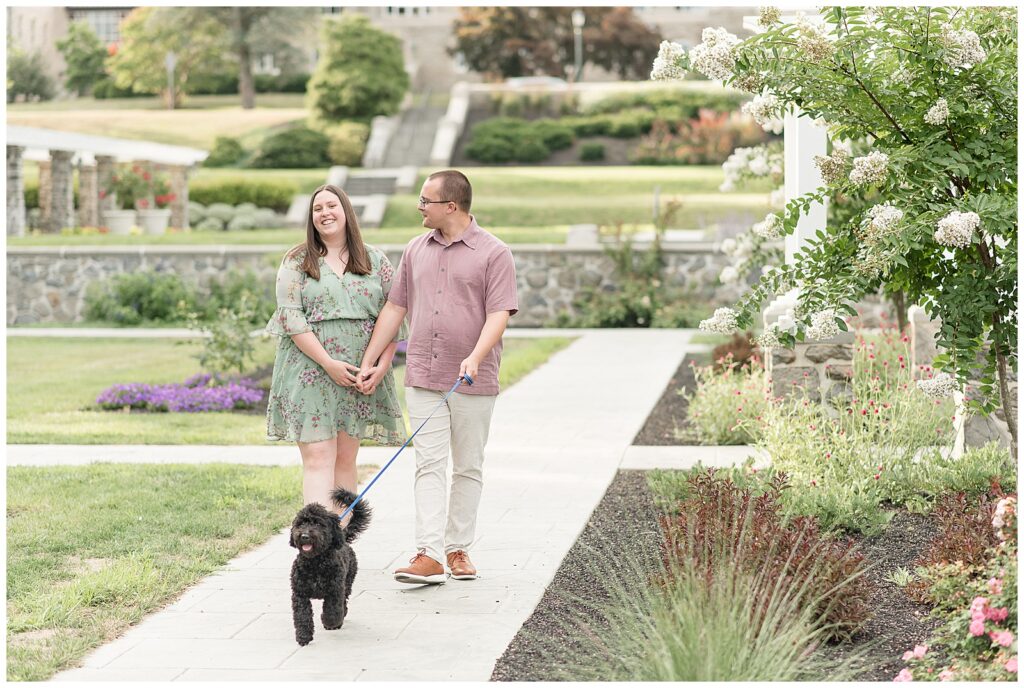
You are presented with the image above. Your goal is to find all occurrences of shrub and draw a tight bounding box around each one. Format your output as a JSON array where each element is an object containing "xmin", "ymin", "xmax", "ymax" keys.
[
  {"xmin": 184, "ymin": 291, "xmax": 262, "ymax": 375},
  {"xmin": 323, "ymin": 121, "xmax": 370, "ymax": 166},
  {"xmin": 196, "ymin": 216, "xmax": 225, "ymax": 231},
  {"xmin": 202, "ymin": 270, "xmax": 275, "ymax": 325},
  {"xmin": 226, "ymin": 214, "xmax": 257, "ymax": 231},
  {"xmin": 464, "ymin": 118, "xmax": 553, "ymax": 164},
  {"xmin": 203, "ymin": 136, "xmax": 246, "ymax": 167},
  {"xmin": 251, "ymin": 208, "xmax": 281, "ymax": 228},
  {"xmin": 250, "ymin": 125, "xmax": 331, "ymax": 169},
  {"xmin": 187, "ymin": 202, "xmax": 206, "ymax": 224},
  {"xmin": 684, "ymin": 357, "xmax": 769, "ymax": 445},
  {"xmin": 24, "ymin": 183, "xmax": 39, "ymax": 209},
  {"xmin": 917, "ymin": 489, "xmax": 1006, "ymax": 570},
  {"xmin": 254, "ymin": 72, "xmax": 309, "ymax": 93},
  {"xmin": 531, "ymin": 119, "xmax": 574, "ymax": 150},
  {"xmin": 202, "ymin": 203, "xmax": 236, "ymax": 223},
  {"xmin": 584, "ymin": 89, "xmax": 748, "ymax": 118},
  {"xmin": 659, "ymin": 469, "xmax": 873, "ymax": 642},
  {"xmin": 84, "ymin": 271, "xmax": 194, "ymax": 325},
  {"xmin": 580, "ymin": 142, "xmax": 605, "ymax": 161},
  {"xmin": 6, "ymin": 47, "xmax": 56, "ymax": 102},
  {"xmin": 188, "ymin": 180, "xmax": 298, "ymax": 213},
  {"xmin": 91, "ymin": 76, "xmax": 139, "ymax": 99},
  {"xmin": 307, "ymin": 14, "xmax": 408, "ymax": 121},
  {"xmin": 631, "ymin": 111, "xmax": 770, "ymax": 165}
]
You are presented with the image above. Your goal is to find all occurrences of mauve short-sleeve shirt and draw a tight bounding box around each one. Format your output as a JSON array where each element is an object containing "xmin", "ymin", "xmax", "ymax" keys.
[{"xmin": 388, "ymin": 216, "xmax": 518, "ymax": 395}]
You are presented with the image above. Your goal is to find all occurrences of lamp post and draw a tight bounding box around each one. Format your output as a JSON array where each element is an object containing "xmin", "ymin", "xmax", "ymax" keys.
[{"xmin": 571, "ymin": 9, "xmax": 585, "ymax": 83}]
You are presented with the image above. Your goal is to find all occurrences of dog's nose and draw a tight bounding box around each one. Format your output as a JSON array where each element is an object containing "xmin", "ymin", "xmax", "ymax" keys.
[{"xmin": 299, "ymin": 533, "xmax": 311, "ymax": 541}]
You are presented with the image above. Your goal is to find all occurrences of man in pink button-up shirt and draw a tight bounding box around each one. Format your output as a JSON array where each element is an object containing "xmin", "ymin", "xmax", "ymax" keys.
[{"xmin": 358, "ymin": 170, "xmax": 518, "ymax": 584}]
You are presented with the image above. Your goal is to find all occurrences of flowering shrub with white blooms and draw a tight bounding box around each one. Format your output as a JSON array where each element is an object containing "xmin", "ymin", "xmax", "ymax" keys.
[
  {"xmin": 934, "ymin": 210, "xmax": 980, "ymax": 248},
  {"xmin": 940, "ymin": 25, "xmax": 987, "ymax": 69},
  {"xmin": 650, "ymin": 7, "xmax": 1017, "ymax": 434},
  {"xmin": 688, "ymin": 27, "xmax": 740, "ymax": 80},
  {"xmin": 849, "ymin": 151, "xmax": 890, "ymax": 186},
  {"xmin": 650, "ymin": 40, "xmax": 687, "ymax": 81},
  {"xmin": 699, "ymin": 307, "xmax": 739, "ymax": 334},
  {"xmin": 924, "ymin": 98, "xmax": 950, "ymax": 125},
  {"xmin": 758, "ymin": 6, "xmax": 781, "ymax": 28},
  {"xmin": 752, "ymin": 213, "xmax": 783, "ymax": 240},
  {"xmin": 805, "ymin": 309, "xmax": 842, "ymax": 340},
  {"xmin": 719, "ymin": 265, "xmax": 740, "ymax": 284},
  {"xmin": 916, "ymin": 372, "xmax": 960, "ymax": 399}
]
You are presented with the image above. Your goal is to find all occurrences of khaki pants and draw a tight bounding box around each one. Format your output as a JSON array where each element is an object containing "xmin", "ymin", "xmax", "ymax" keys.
[{"xmin": 406, "ymin": 386, "xmax": 496, "ymax": 564}]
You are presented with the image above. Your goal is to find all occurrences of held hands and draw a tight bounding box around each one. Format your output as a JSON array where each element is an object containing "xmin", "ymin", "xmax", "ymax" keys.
[
  {"xmin": 355, "ymin": 364, "xmax": 386, "ymax": 395},
  {"xmin": 326, "ymin": 360, "xmax": 361, "ymax": 387}
]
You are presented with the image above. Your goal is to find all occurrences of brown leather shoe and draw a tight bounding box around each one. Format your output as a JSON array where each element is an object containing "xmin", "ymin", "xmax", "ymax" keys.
[
  {"xmin": 446, "ymin": 550, "xmax": 478, "ymax": 580},
  {"xmin": 394, "ymin": 549, "xmax": 446, "ymax": 585}
]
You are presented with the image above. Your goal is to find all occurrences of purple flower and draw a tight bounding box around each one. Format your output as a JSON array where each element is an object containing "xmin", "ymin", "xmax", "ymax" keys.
[{"xmin": 96, "ymin": 375, "xmax": 265, "ymax": 414}]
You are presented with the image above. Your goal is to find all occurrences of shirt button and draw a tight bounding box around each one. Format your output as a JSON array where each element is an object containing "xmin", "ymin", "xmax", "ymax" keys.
[
  {"xmin": 435, "ymin": 310, "xmax": 439, "ymax": 314},
  {"xmin": 433, "ymin": 333, "xmax": 437, "ymax": 337},
  {"xmin": 441, "ymin": 268, "xmax": 445, "ymax": 272},
  {"xmin": 433, "ymin": 354, "xmax": 437, "ymax": 358}
]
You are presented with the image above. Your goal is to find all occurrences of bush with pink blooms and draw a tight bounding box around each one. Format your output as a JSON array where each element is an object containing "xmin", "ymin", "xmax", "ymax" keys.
[{"xmin": 896, "ymin": 495, "xmax": 1017, "ymax": 681}]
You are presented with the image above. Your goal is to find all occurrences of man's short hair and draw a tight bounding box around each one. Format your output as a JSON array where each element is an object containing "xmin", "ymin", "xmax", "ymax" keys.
[{"xmin": 427, "ymin": 170, "xmax": 472, "ymax": 212}]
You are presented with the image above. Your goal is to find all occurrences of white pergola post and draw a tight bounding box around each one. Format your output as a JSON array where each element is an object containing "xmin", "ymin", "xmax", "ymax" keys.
[{"xmin": 782, "ymin": 109, "xmax": 828, "ymax": 263}]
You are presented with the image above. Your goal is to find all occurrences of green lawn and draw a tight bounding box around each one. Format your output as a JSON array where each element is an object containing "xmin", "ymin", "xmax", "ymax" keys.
[
  {"xmin": 7, "ymin": 335, "xmax": 575, "ymax": 444},
  {"xmin": 6, "ymin": 461, "xmax": 373, "ymax": 681}
]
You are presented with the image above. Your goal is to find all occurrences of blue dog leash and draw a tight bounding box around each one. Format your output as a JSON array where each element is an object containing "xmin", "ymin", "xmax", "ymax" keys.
[{"xmin": 338, "ymin": 374, "xmax": 473, "ymax": 523}]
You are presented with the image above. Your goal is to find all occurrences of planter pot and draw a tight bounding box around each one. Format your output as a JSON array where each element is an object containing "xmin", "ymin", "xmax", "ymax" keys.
[
  {"xmin": 103, "ymin": 209, "xmax": 136, "ymax": 236},
  {"xmin": 137, "ymin": 208, "xmax": 171, "ymax": 235}
]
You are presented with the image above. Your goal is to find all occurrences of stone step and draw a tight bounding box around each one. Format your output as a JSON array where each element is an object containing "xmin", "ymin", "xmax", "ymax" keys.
[{"xmin": 343, "ymin": 176, "xmax": 397, "ymax": 196}]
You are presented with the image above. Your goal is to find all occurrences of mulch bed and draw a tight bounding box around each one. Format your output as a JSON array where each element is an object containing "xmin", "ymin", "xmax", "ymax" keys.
[
  {"xmin": 631, "ymin": 352, "xmax": 704, "ymax": 445},
  {"xmin": 492, "ymin": 354, "xmax": 943, "ymax": 682}
]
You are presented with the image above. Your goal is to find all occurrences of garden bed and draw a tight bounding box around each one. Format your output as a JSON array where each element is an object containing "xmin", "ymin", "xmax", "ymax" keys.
[
  {"xmin": 490, "ymin": 470, "xmax": 941, "ymax": 682},
  {"xmin": 632, "ymin": 353, "xmax": 705, "ymax": 445}
]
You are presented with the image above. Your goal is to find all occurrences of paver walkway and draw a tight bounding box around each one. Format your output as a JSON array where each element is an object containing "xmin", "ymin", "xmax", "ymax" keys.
[{"xmin": 26, "ymin": 328, "xmax": 756, "ymax": 681}]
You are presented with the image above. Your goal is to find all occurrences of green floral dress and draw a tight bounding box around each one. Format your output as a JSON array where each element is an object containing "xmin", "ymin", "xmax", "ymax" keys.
[{"xmin": 265, "ymin": 245, "xmax": 406, "ymax": 445}]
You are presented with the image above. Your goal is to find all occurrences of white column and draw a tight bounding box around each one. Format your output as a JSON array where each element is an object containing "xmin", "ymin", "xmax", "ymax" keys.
[{"xmin": 782, "ymin": 108, "xmax": 829, "ymax": 263}]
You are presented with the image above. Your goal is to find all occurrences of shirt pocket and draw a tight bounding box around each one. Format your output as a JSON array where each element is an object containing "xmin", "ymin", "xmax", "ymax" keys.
[{"xmin": 449, "ymin": 272, "xmax": 483, "ymax": 308}]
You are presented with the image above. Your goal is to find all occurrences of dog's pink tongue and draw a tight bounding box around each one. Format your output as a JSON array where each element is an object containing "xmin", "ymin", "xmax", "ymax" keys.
[{"xmin": 301, "ymin": 544, "xmax": 313, "ymax": 552}]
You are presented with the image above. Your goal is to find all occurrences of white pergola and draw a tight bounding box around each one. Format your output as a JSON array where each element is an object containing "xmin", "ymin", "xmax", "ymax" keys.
[{"xmin": 6, "ymin": 126, "xmax": 208, "ymax": 235}]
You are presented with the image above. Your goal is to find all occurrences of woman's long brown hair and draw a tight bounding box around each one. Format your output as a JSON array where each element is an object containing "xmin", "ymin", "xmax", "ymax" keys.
[{"xmin": 288, "ymin": 184, "xmax": 371, "ymax": 280}]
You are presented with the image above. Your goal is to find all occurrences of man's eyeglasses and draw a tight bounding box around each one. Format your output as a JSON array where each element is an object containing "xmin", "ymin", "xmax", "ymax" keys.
[{"xmin": 418, "ymin": 197, "xmax": 452, "ymax": 207}]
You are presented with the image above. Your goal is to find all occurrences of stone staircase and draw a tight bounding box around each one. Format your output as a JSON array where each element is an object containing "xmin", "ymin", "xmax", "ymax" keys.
[{"xmin": 382, "ymin": 91, "xmax": 446, "ymax": 169}]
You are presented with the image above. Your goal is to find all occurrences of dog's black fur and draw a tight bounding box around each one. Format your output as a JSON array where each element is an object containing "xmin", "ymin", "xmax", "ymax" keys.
[{"xmin": 289, "ymin": 487, "xmax": 371, "ymax": 646}]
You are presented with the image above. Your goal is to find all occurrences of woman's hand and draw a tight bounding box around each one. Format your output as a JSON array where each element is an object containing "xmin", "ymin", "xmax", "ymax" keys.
[
  {"xmin": 356, "ymin": 364, "xmax": 387, "ymax": 395},
  {"xmin": 325, "ymin": 359, "xmax": 361, "ymax": 387}
]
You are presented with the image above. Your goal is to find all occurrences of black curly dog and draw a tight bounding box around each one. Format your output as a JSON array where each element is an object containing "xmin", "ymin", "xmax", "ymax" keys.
[{"xmin": 289, "ymin": 487, "xmax": 370, "ymax": 646}]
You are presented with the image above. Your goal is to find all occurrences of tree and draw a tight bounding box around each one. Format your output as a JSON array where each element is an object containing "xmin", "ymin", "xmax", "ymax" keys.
[
  {"xmin": 653, "ymin": 7, "xmax": 1017, "ymax": 449},
  {"xmin": 7, "ymin": 45, "xmax": 56, "ymax": 102},
  {"xmin": 56, "ymin": 22, "xmax": 108, "ymax": 96},
  {"xmin": 451, "ymin": 7, "xmax": 662, "ymax": 81},
  {"xmin": 307, "ymin": 14, "xmax": 409, "ymax": 122},
  {"xmin": 106, "ymin": 7, "xmax": 228, "ymax": 107},
  {"xmin": 180, "ymin": 7, "xmax": 318, "ymax": 109}
]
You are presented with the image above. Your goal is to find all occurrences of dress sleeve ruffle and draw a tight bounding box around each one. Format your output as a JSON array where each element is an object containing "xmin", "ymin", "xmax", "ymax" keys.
[{"xmin": 266, "ymin": 306, "xmax": 311, "ymax": 336}]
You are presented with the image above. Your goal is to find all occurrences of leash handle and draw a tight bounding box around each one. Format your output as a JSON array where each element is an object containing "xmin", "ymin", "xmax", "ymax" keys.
[{"xmin": 338, "ymin": 374, "xmax": 473, "ymax": 522}]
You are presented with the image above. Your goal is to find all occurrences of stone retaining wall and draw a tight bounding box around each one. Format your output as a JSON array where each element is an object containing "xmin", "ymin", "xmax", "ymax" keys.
[{"xmin": 8, "ymin": 244, "xmax": 744, "ymax": 327}]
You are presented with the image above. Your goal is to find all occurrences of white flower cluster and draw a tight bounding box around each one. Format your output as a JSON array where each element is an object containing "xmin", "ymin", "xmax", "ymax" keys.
[
  {"xmin": 916, "ymin": 371, "xmax": 959, "ymax": 399},
  {"xmin": 650, "ymin": 40, "xmax": 687, "ymax": 81},
  {"xmin": 758, "ymin": 6, "xmax": 782, "ymax": 28},
  {"xmin": 888, "ymin": 66, "xmax": 914, "ymax": 87},
  {"xmin": 805, "ymin": 309, "xmax": 841, "ymax": 341},
  {"xmin": 719, "ymin": 265, "xmax": 740, "ymax": 284},
  {"xmin": 732, "ymin": 73, "xmax": 764, "ymax": 93},
  {"xmin": 992, "ymin": 496, "xmax": 1016, "ymax": 542},
  {"xmin": 689, "ymin": 27, "xmax": 741, "ymax": 81},
  {"xmin": 752, "ymin": 213, "xmax": 783, "ymax": 240},
  {"xmin": 742, "ymin": 91, "xmax": 781, "ymax": 129},
  {"xmin": 849, "ymin": 151, "xmax": 889, "ymax": 186},
  {"xmin": 940, "ymin": 25, "xmax": 987, "ymax": 69},
  {"xmin": 865, "ymin": 203, "xmax": 904, "ymax": 238},
  {"xmin": 813, "ymin": 149, "xmax": 849, "ymax": 185},
  {"xmin": 720, "ymin": 145, "xmax": 784, "ymax": 191},
  {"xmin": 699, "ymin": 307, "xmax": 739, "ymax": 334},
  {"xmin": 924, "ymin": 98, "xmax": 950, "ymax": 126},
  {"xmin": 769, "ymin": 185, "xmax": 786, "ymax": 209},
  {"xmin": 755, "ymin": 324, "xmax": 783, "ymax": 350},
  {"xmin": 720, "ymin": 233, "xmax": 753, "ymax": 260},
  {"xmin": 796, "ymin": 15, "xmax": 835, "ymax": 63},
  {"xmin": 934, "ymin": 210, "xmax": 980, "ymax": 248}
]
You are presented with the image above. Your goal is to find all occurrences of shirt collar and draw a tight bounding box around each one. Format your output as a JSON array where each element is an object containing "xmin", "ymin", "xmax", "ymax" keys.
[{"xmin": 430, "ymin": 215, "xmax": 479, "ymax": 249}]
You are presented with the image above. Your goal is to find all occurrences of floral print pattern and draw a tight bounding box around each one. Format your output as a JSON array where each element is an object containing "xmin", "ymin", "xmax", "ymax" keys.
[{"xmin": 265, "ymin": 245, "xmax": 407, "ymax": 444}]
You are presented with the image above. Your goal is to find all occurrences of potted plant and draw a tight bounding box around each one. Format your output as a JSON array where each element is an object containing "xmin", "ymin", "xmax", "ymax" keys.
[
  {"xmin": 136, "ymin": 175, "xmax": 175, "ymax": 235},
  {"xmin": 100, "ymin": 164, "xmax": 150, "ymax": 236}
]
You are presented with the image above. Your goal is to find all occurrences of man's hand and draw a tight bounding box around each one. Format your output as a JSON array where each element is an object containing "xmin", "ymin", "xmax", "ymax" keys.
[
  {"xmin": 355, "ymin": 364, "xmax": 387, "ymax": 395},
  {"xmin": 459, "ymin": 355, "xmax": 481, "ymax": 382}
]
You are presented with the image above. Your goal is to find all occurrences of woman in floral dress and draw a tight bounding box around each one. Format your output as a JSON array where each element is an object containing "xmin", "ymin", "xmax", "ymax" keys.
[{"xmin": 266, "ymin": 184, "xmax": 405, "ymax": 518}]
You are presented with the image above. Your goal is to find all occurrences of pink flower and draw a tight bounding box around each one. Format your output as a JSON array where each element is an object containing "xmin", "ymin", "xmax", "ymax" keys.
[
  {"xmin": 1006, "ymin": 657, "xmax": 1017, "ymax": 673},
  {"xmin": 990, "ymin": 630, "xmax": 1014, "ymax": 647},
  {"xmin": 894, "ymin": 668, "xmax": 913, "ymax": 682},
  {"xmin": 970, "ymin": 596, "xmax": 989, "ymax": 613},
  {"xmin": 969, "ymin": 619, "xmax": 986, "ymax": 636},
  {"xmin": 988, "ymin": 577, "xmax": 1004, "ymax": 595},
  {"xmin": 902, "ymin": 645, "xmax": 928, "ymax": 661},
  {"xmin": 938, "ymin": 669, "xmax": 956, "ymax": 681},
  {"xmin": 986, "ymin": 606, "xmax": 1009, "ymax": 622}
]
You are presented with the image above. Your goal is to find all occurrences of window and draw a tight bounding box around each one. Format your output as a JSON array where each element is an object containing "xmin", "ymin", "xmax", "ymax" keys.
[{"xmin": 67, "ymin": 9, "xmax": 131, "ymax": 44}]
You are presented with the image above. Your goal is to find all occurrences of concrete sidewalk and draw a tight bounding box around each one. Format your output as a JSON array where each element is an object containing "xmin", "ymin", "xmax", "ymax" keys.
[{"xmin": 32, "ymin": 328, "xmax": 757, "ymax": 681}]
